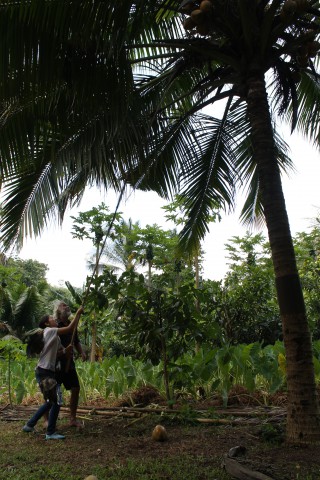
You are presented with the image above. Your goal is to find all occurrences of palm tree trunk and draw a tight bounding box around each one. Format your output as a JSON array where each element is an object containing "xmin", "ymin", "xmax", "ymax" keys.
[
  {"xmin": 194, "ymin": 251, "xmax": 201, "ymax": 353},
  {"xmin": 246, "ymin": 73, "xmax": 320, "ymax": 443}
]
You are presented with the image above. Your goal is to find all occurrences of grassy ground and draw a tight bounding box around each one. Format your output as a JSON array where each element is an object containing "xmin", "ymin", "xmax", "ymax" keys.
[
  {"xmin": 1, "ymin": 414, "xmax": 231, "ymax": 480},
  {"xmin": 1, "ymin": 403, "xmax": 320, "ymax": 480}
]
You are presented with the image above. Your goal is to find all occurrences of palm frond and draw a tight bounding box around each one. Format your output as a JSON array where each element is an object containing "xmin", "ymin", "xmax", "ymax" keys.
[
  {"xmin": 177, "ymin": 110, "xmax": 238, "ymax": 252},
  {"xmin": 65, "ymin": 281, "xmax": 83, "ymax": 305},
  {"xmin": 0, "ymin": 160, "xmax": 60, "ymax": 252},
  {"xmin": 292, "ymin": 70, "xmax": 320, "ymax": 144},
  {"xmin": 13, "ymin": 286, "xmax": 41, "ymax": 333},
  {"xmin": 0, "ymin": 286, "xmax": 14, "ymax": 325}
]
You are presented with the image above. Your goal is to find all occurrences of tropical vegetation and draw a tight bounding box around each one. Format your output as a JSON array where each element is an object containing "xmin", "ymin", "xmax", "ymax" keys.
[
  {"xmin": 1, "ymin": 225, "xmax": 320, "ymax": 410},
  {"xmin": 1, "ymin": 1, "xmax": 320, "ymax": 443}
]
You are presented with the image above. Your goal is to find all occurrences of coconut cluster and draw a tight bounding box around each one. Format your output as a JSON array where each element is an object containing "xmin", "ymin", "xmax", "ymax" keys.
[
  {"xmin": 278, "ymin": 1, "xmax": 319, "ymax": 75},
  {"xmin": 180, "ymin": 0, "xmax": 214, "ymax": 36},
  {"xmin": 280, "ymin": 0, "xmax": 309, "ymax": 20},
  {"xmin": 295, "ymin": 38, "xmax": 320, "ymax": 68}
]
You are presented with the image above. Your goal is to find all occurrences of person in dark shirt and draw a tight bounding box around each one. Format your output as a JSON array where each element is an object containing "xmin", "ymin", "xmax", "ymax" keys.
[{"xmin": 54, "ymin": 301, "xmax": 86, "ymax": 427}]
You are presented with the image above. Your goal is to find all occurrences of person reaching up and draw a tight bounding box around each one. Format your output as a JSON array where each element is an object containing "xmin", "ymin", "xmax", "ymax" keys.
[
  {"xmin": 54, "ymin": 301, "xmax": 86, "ymax": 427},
  {"xmin": 22, "ymin": 306, "xmax": 84, "ymax": 440}
]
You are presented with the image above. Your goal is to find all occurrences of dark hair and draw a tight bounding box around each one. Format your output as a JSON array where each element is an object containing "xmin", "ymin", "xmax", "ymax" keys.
[
  {"xmin": 24, "ymin": 329, "xmax": 44, "ymax": 357},
  {"xmin": 25, "ymin": 313, "xmax": 50, "ymax": 357},
  {"xmin": 39, "ymin": 315, "xmax": 50, "ymax": 329}
]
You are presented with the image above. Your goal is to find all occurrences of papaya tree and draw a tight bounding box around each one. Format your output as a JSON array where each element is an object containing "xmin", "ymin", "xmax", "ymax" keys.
[{"xmin": 71, "ymin": 204, "xmax": 121, "ymax": 361}]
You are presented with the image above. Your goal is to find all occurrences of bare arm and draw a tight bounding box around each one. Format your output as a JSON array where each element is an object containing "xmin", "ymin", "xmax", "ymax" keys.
[
  {"xmin": 57, "ymin": 306, "xmax": 84, "ymax": 336},
  {"xmin": 75, "ymin": 341, "xmax": 87, "ymax": 361}
]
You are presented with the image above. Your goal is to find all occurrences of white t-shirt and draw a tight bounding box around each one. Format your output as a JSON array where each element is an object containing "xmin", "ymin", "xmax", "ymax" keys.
[{"xmin": 37, "ymin": 327, "xmax": 62, "ymax": 371}]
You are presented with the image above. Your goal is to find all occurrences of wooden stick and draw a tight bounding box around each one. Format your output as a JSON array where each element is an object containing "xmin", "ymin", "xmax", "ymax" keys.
[
  {"xmin": 196, "ymin": 418, "xmax": 236, "ymax": 425},
  {"xmin": 60, "ymin": 406, "xmax": 139, "ymax": 418},
  {"xmin": 124, "ymin": 414, "xmax": 149, "ymax": 428}
]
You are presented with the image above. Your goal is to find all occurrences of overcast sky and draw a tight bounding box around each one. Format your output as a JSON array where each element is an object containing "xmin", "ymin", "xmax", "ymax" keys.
[{"xmin": 18, "ymin": 124, "xmax": 320, "ymax": 288}]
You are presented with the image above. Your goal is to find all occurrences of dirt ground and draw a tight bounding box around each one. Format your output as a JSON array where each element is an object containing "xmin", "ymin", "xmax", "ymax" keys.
[
  {"xmin": 1, "ymin": 386, "xmax": 320, "ymax": 479},
  {"xmin": 62, "ymin": 414, "xmax": 320, "ymax": 480}
]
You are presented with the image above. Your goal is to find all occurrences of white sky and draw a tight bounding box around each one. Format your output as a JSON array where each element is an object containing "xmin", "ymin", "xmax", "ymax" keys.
[{"xmin": 18, "ymin": 125, "xmax": 320, "ymax": 288}]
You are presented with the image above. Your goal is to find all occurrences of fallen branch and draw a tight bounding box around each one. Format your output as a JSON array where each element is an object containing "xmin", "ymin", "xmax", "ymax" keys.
[
  {"xmin": 223, "ymin": 455, "xmax": 275, "ymax": 480},
  {"xmin": 60, "ymin": 407, "xmax": 140, "ymax": 418},
  {"xmin": 0, "ymin": 417, "xmax": 22, "ymax": 421},
  {"xmin": 206, "ymin": 408, "xmax": 285, "ymax": 418},
  {"xmin": 124, "ymin": 414, "xmax": 149, "ymax": 428},
  {"xmin": 60, "ymin": 404, "xmax": 285, "ymax": 417},
  {"xmin": 0, "ymin": 404, "xmax": 286, "ymax": 428},
  {"xmin": 59, "ymin": 406, "xmax": 268, "ymax": 425},
  {"xmin": 196, "ymin": 418, "xmax": 237, "ymax": 425}
]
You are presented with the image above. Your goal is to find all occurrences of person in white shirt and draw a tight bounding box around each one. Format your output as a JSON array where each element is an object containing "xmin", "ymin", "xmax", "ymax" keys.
[{"xmin": 22, "ymin": 306, "xmax": 84, "ymax": 440}]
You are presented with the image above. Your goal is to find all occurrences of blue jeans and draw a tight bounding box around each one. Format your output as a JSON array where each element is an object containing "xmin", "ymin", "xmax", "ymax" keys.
[{"xmin": 26, "ymin": 367, "xmax": 60, "ymax": 435}]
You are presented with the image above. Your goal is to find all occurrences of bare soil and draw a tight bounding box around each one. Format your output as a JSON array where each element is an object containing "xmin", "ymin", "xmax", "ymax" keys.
[{"xmin": 1, "ymin": 385, "xmax": 320, "ymax": 480}]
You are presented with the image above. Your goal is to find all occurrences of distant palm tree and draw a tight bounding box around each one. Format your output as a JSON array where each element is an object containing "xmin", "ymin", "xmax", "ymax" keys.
[
  {"xmin": 102, "ymin": 219, "xmax": 141, "ymax": 272},
  {"xmin": 0, "ymin": 1, "xmax": 320, "ymax": 443},
  {"xmin": 0, "ymin": 284, "xmax": 42, "ymax": 337}
]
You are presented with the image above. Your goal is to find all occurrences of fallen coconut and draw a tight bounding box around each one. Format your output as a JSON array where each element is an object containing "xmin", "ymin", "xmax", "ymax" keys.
[{"xmin": 152, "ymin": 424, "xmax": 168, "ymax": 442}]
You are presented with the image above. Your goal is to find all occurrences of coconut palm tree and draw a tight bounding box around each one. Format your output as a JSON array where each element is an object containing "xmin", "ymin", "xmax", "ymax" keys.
[
  {"xmin": 123, "ymin": 0, "xmax": 320, "ymax": 444},
  {"xmin": 0, "ymin": 283, "xmax": 42, "ymax": 337},
  {"xmin": 0, "ymin": 0, "xmax": 320, "ymax": 443}
]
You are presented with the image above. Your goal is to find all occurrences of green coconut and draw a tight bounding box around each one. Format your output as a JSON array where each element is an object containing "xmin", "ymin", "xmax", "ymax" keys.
[
  {"xmin": 200, "ymin": 0, "xmax": 213, "ymax": 13},
  {"xmin": 282, "ymin": 0, "xmax": 297, "ymax": 14},
  {"xmin": 183, "ymin": 16, "xmax": 196, "ymax": 30},
  {"xmin": 307, "ymin": 41, "xmax": 320, "ymax": 57},
  {"xmin": 196, "ymin": 22, "xmax": 211, "ymax": 35},
  {"xmin": 190, "ymin": 8, "xmax": 206, "ymax": 25}
]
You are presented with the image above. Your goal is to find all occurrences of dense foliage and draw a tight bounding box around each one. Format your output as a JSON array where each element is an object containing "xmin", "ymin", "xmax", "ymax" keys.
[
  {"xmin": 2, "ymin": 217, "xmax": 320, "ymax": 413},
  {"xmin": 2, "ymin": 222, "xmax": 320, "ymax": 353}
]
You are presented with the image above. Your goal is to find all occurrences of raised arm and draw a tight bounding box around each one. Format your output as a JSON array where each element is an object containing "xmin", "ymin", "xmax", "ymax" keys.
[{"xmin": 57, "ymin": 306, "xmax": 84, "ymax": 336}]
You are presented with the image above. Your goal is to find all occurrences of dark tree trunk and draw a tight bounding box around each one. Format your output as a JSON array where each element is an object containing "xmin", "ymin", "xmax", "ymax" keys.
[{"xmin": 246, "ymin": 73, "xmax": 320, "ymax": 444}]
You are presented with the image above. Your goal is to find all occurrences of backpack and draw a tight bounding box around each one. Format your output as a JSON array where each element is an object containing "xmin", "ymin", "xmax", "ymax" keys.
[{"xmin": 23, "ymin": 328, "xmax": 44, "ymax": 357}]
